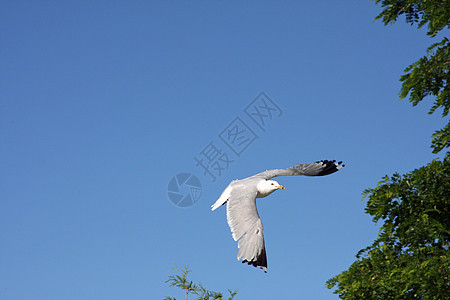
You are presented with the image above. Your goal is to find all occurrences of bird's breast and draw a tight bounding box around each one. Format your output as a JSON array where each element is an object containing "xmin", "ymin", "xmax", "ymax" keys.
[{"xmin": 256, "ymin": 189, "xmax": 276, "ymax": 198}]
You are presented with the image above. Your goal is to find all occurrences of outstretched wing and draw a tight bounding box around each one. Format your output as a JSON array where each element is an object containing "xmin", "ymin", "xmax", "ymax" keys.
[
  {"xmin": 226, "ymin": 180, "xmax": 268, "ymax": 272},
  {"xmin": 250, "ymin": 160, "xmax": 344, "ymax": 180}
]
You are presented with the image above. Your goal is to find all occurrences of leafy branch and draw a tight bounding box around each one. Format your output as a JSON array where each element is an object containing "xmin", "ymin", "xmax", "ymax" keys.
[
  {"xmin": 374, "ymin": 0, "xmax": 450, "ymax": 154},
  {"xmin": 164, "ymin": 265, "xmax": 237, "ymax": 300}
]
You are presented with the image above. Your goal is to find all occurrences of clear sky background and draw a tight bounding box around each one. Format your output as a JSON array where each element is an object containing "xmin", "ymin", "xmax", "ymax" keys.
[{"xmin": 1, "ymin": 1, "xmax": 448, "ymax": 299}]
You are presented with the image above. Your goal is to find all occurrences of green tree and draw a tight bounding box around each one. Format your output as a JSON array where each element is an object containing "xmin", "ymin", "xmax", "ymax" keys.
[
  {"xmin": 327, "ymin": 1, "xmax": 450, "ymax": 298},
  {"xmin": 374, "ymin": 0, "xmax": 449, "ymax": 153},
  {"xmin": 164, "ymin": 265, "xmax": 238, "ymax": 300},
  {"xmin": 327, "ymin": 155, "xmax": 449, "ymax": 298}
]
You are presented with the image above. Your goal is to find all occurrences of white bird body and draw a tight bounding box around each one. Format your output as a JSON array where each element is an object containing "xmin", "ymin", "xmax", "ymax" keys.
[
  {"xmin": 211, "ymin": 179, "xmax": 283, "ymax": 211},
  {"xmin": 212, "ymin": 160, "xmax": 344, "ymax": 272}
]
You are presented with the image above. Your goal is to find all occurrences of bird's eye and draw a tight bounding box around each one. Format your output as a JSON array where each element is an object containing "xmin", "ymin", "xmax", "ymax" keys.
[{"xmin": 271, "ymin": 183, "xmax": 274, "ymax": 185}]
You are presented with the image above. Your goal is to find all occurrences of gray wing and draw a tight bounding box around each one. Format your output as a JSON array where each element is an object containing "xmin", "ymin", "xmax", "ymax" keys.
[
  {"xmin": 226, "ymin": 180, "xmax": 268, "ymax": 272},
  {"xmin": 249, "ymin": 160, "xmax": 344, "ymax": 180}
]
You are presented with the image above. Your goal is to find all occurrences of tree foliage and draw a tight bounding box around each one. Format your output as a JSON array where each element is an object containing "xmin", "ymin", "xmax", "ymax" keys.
[
  {"xmin": 373, "ymin": 0, "xmax": 450, "ymax": 37},
  {"xmin": 375, "ymin": 0, "xmax": 450, "ymax": 153},
  {"xmin": 327, "ymin": 2, "xmax": 450, "ymax": 298},
  {"xmin": 400, "ymin": 37, "xmax": 450, "ymax": 153},
  {"xmin": 327, "ymin": 154, "xmax": 450, "ymax": 298},
  {"xmin": 164, "ymin": 265, "xmax": 238, "ymax": 300}
]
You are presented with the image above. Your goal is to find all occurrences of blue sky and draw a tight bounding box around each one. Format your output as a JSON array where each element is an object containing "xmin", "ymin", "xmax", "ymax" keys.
[{"xmin": 1, "ymin": 1, "xmax": 447, "ymax": 299}]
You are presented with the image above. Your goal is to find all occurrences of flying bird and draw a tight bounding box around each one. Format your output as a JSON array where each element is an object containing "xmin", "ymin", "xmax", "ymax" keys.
[{"xmin": 211, "ymin": 160, "xmax": 344, "ymax": 272}]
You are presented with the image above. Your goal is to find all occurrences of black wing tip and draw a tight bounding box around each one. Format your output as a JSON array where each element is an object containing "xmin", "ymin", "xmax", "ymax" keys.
[
  {"xmin": 242, "ymin": 248, "xmax": 268, "ymax": 273},
  {"xmin": 242, "ymin": 260, "xmax": 268, "ymax": 273},
  {"xmin": 316, "ymin": 159, "xmax": 345, "ymax": 176}
]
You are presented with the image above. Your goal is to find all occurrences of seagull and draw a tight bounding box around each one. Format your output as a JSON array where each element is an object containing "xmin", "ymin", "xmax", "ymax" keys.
[{"xmin": 211, "ymin": 160, "xmax": 344, "ymax": 272}]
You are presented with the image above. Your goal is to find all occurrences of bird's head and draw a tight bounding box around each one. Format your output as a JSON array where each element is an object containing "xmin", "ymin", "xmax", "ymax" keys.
[
  {"xmin": 256, "ymin": 180, "xmax": 285, "ymax": 198},
  {"xmin": 267, "ymin": 180, "xmax": 285, "ymax": 190}
]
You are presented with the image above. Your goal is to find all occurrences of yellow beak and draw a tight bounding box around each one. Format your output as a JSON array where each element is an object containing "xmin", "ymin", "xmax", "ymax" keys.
[{"xmin": 278, "ymin": 185, "xmax": 285, "ymax": 189}]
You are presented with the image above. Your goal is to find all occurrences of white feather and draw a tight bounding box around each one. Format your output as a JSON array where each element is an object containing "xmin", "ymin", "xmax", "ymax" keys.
[{"xmin": 211, "ymin": 182, "xmax": 234, "ymax": 211}]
